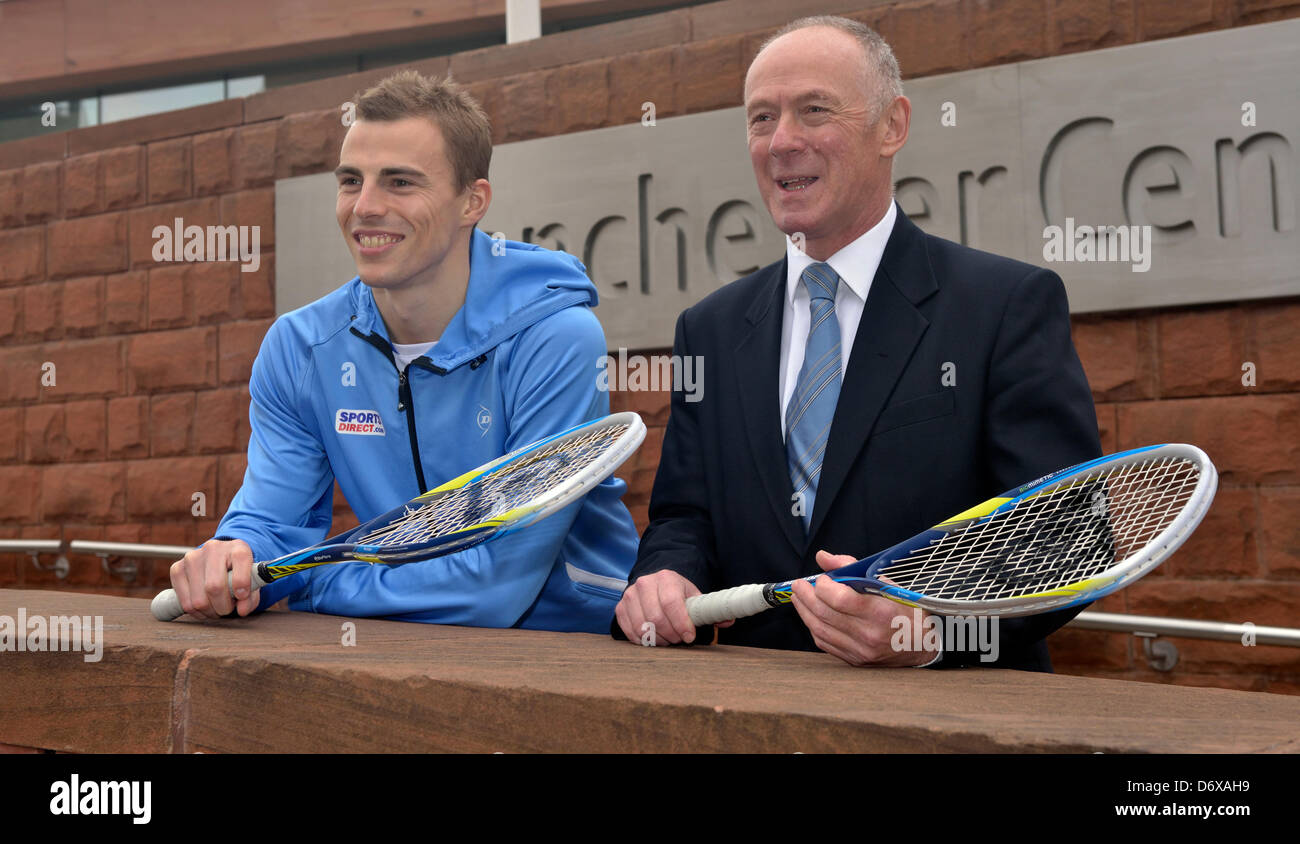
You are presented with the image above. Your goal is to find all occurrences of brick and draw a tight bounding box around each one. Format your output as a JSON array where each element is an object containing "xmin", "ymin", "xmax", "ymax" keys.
[
  {"xmin": 0, "ymin": 169, "xmax": 22, "ymax": 228},
  {"xmin": 218, "ymin": 452, "xmax": 249, "ymax": 515},
  {"xmin": 1158, "ymin": 305, "xmax": 1249, "ymax": 397},
  {"xmin": 1251, "ymin": 299, "xmax": 1300, "ymax": 393},
  {"xmin": 127, "ymin": 327, "xmax": 218, "ymax": 392},
  {"xmin": 608, "ymin": 46, "xmax": 678, "ymax": 127},
  {"xmin": 0, "ymin": 345, "xmax": 46, "ymax": 402},
  {"xmin": 219, "ymin": 319, "xmax": 272, "ymax": 385},
  {"xmin": 150, "ymin": 392, "xmax": 195, "ymax": 456},
  {"xmin": 0, "ymin": 226, "xmax": 46, "ymax": 286},
  {"xmin": 1235, "ymin": 0, "xmax": 1300, "ymax": 24},
  {"xmin": 239, "ymin": 251, "xmax": 275, "ymax": 318},
  {"xmin": 193, "ymin": 129, "xmax": 236, "ymax": 196},
  {"xmin": 44, "ymin": 337, "xmax": 126, "ymax": 399},
  {"xmin": 62, "ymin": 399, "xmax": 107, "ymax": 461},
  {"xmin": 1048, "ymin": 0, "xmax": 1136, "ymax": 53},
  {"xmin": 0, "ymin": 466, "xmax": 42, "ymax": 522},
  {"xmin": 107, "ymin": 396, "xmax": 149, "ymax": 459},
  {"xmin": 21, "ymin": 162, "xmax": 61, "ymax": 224},
  {"xmin": 0, "ymin": 133, "xmax": 65, "ymax": 172},
  {"xmin": 891, "ymin": 0, "xmax": 969, "ymax": 77},
  {"xmin": 147, "ymin": 138, "xmax": 194, "ymax": 203},
  {"xmin": 125, "ymin": 457, "xmax": 218, "ymax": 519},
  {"xmin": 0, "ymin": 407, "xmax": 20, "ymax": 462},
  {"xmin": 1166, "ymin": 486, "xmax": 1257, "ymax": 578},
  {"xmin": 497, "ymin": 75, "xmax": 549, "ymax": 143},
  {"xmin": 0, "ymin": 288, "xmax": 18, "ymax": 341},
  {"xmin": 1070, "ymin": 314, "xmax": 1157, "ymax": 400},
  {"xmin": 674, "ymin": 36, "xmax": 744, "ymax": 114},
  {"xmin": 20, "ymin": 281, "xmax": 62, "ymax": 341},
  {"xmin": 234, "ymin": 122, "xmax": 278, "ymax": 189},
  {"xmin": 61, "ymin": 275, "xmax": 105, "ymax": 336},
  {"xmin": 41, "ymin": 462, "xmax": 126, "ymax": 523},
  {"xmin": 1047, "ymin": 626, "xmax": 1131, "ymax": 670},
  {"xmin": 63, "ymin": 154, "xmax": 104, "ymax": 217},
  {"xmin": 1095, "ymin": 403, "xmax": 1116, "ymax": 454},
  {"xmin": 1259, "ymin": 486, "xmax": 1300, "ymax": 578},
  {"xmin": 104, "ymin": 270, "xmax": 149, "ymax": 333},
  {"xmin": 23, "ymin": 403, "xmax": 64, "ymax": 463},
  {"xmin": 275, "ymin": 109, "xmax": 347, "ymax": 179},
  {"xmin": 1135, "ymin": 0, "xmax": 1231, "ymax": 38},
  {"xmin": 1116, "ymin": 395, "xmax": 1300, "ymax": 484},
  {"xmin": 147, "ymin": 264, "xmax": 195, "ymax": 329},
  {"xmin": 192, "ymin": 262, "xmax": 242, "ymax": 324},
  {"xmin": 127, "ymin": 197, "xmax": 220, "ymax": 269},
  {"xmin": 220, "ymin": 187, "xmax": 275, "ymax": 249},
  {"xmin": 545, "ymin": 60, "xmax": 611, "ymax": 136},
  {"xmin": 462, "ymin": 80, "xmax": 502, "ymax": 146},
  {"xmin": 194, "ymin": 387, "xmax": 251, "ymax": 454},
  {"xmin": 47, "ymin": 212, "xmax": 130, "ymax": 278},
  {"xmin": 964, "ymin": 0, "xmax": 1049, "ymax": 66},
  {"xmin": 102, "ymin": 146, "xmax": 146, "ymax": 211},
  {"xmin": 1126, "ymin": 579, "xmax": 1300, "ymax": 630}
]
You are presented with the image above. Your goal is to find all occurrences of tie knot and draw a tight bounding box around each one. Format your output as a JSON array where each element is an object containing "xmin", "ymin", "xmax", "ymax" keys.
[{"xmin": 801, "ymin": 263, "xmax": 839, "ymax": 302}]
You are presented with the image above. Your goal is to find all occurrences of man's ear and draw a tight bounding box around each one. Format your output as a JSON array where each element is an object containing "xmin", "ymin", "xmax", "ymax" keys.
[
  {"xmin": 463, "ymin": 178, "xmax": 492, "ymax": 227},
  {"xmin": 878, "ymin": 95, "xmax": 911, "ymax": 159}
]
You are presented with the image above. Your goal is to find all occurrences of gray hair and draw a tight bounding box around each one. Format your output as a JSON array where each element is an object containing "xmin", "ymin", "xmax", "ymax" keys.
[{"xmin": 755, "ymin": 15, "xmax": 904, "ymax": 120}]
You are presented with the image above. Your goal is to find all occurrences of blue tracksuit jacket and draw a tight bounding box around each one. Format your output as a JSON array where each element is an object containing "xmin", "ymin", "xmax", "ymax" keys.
[{"xmin": 213, "ymin": 229, "xmax": 638, "ymax": 632}]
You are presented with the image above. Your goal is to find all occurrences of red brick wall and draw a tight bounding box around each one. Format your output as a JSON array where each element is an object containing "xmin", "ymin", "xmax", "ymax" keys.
[{"xmin": 2, "ymin": 0, "xmax": 1298, "ymax": 691}]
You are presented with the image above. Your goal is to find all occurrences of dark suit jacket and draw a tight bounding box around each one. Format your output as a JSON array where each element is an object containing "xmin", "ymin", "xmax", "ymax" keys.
[{"xmin": 631, "ymin": 206, "xmax": 1102, "ymax": 671}]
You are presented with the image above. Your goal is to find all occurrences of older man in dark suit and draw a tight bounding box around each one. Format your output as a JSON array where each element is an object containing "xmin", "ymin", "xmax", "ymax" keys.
[{"xmin": 613, "ymin": 16, "xmax": 1101, "ymax": 670}]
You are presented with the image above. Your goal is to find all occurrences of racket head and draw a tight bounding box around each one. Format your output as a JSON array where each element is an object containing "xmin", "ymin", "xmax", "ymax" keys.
[
  {"xmin": 260, "ymin": 412, "xmax": 646, "ymax": 580},
  {"xmin": 829, "ymin": 444, "xmax": 1218, "ymax": 617}
]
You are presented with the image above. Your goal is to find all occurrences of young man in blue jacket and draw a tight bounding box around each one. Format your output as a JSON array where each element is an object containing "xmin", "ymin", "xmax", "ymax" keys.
[{"xmin": 168, "ymin": 71, "xmax": 638, "ymax": 632}]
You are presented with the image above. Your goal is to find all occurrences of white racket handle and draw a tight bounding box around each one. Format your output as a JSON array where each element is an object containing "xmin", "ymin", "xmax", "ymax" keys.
[
  {"xmin": 685, "ymin": 584, "xmax": 770, "ymax": 626},
  {"xmin": 151, "ymin": 568, "xmax": 269, "ymax": 622}
]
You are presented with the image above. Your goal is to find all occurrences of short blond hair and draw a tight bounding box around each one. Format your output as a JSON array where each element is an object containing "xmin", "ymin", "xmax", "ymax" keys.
[{"xmin": 355, "ymin": 70, "xmax": 492, "ymax": 191}]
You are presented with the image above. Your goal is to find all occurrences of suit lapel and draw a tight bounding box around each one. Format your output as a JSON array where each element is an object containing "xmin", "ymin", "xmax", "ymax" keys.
[
  {"xmin": 734, "ymin": 258, "xmax": 805, "ymax": 557},
  {"xmin": 806, "ymin": 209, "xmax": 939, "ymax": 544}
]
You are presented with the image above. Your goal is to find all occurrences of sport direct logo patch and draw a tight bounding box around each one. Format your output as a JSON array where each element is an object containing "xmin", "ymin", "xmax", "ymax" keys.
[{"xmin": 335, "ymin": 409, "xmax": 386, "ymax": 436}]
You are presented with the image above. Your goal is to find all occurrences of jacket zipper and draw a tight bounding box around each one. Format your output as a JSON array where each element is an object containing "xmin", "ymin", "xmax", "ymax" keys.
[{"xmin": 350, "ymin": 325, "xmax": 447, "ymax": 495}]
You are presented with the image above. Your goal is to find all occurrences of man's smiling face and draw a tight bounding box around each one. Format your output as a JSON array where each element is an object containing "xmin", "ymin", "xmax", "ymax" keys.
[
  {"xmin": 335, "ymin": 116, "xmax": 476, "ymax": 291},
  {"xmin": 745, "ymin": 26, "xmax": 904, "ymax": 259}
]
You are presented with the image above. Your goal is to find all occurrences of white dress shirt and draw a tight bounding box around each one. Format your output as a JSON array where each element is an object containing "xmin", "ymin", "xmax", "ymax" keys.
[{"xmin": 779, "ymin": 201, "xmax": 897, "ymax": 439}]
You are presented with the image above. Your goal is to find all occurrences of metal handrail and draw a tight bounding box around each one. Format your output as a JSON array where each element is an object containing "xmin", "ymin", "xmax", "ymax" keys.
[
  {"xmin": 0, "ymin": 539, "xmax": 64, "ymax": 554},
  {"xmin": 67, "ymin": 540, "xmax": 194, "ymax": 559},
  {"xmin": 1070, "ymin": 611, "xmax": 1300, "ymax": 647},
  {"xmin": 7, "ymin": 540, "xmax": 1300, "ymax": 650}
]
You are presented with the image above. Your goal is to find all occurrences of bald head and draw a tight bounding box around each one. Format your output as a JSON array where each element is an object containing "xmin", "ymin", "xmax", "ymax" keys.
[{"xmin": 748, "ymin": 17, "xmax": 903, "ymax": 121}]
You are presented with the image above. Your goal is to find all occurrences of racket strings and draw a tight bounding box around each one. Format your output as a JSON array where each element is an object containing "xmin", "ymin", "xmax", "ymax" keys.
[
  {"xmin": 355, "ymin": 424, "xmax": 628, "ymax": 547},
  {"xmin": 879, "ymin": 456, "xmax": 1201, "ymax": 601}
]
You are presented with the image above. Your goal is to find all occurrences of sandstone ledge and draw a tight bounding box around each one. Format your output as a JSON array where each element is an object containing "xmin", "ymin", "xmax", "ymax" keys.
[{"xmin": 2, "ymin": 589, "xmax": 1298, "ymax": 754}]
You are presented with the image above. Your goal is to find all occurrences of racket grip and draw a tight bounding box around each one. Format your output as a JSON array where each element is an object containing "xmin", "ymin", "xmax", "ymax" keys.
[
  {"xmin": 151, "ymin": 568, "xmax": 266, "ymax": 622},
  {"xmin": 685, "ymin": 584, "xmax": 771, "ymax": 626}
]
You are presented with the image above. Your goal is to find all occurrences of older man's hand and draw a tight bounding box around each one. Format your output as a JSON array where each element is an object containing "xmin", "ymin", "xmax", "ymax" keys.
[{"xmin": 789, "ymin": 550, "xmax": 939, "ymax": 667}]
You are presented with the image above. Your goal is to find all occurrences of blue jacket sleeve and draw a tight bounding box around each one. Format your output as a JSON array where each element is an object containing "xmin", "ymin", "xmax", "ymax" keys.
[
  {"xmin": 289, "ymin": 306, "xmax": 612, "ymax": 627},
  {"xmin": 213, "ymin": 318, "xmax": 334, "ymax": 609}
]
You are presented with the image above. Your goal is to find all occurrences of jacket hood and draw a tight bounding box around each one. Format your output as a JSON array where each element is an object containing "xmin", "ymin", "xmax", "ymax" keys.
[{"xmin": 349, "ymin": 228, "xmax": 598, "ymax": 370}]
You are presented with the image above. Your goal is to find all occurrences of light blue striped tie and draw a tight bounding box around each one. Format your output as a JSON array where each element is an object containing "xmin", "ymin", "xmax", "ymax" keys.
[{"xmin": 786, "ymin": 262, "xmax": 842, "ymax": 534}]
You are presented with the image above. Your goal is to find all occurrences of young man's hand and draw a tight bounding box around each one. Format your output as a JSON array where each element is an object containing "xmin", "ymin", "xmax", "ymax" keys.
[{"xmin": 169, "ymin": 539, "xmax": 260, "ymax": 619}]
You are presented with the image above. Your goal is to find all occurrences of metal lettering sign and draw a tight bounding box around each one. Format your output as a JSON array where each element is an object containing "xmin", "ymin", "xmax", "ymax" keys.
[{"xmin": 277, "ymin": 20, "xmax": 1299, "ymax": 349}]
